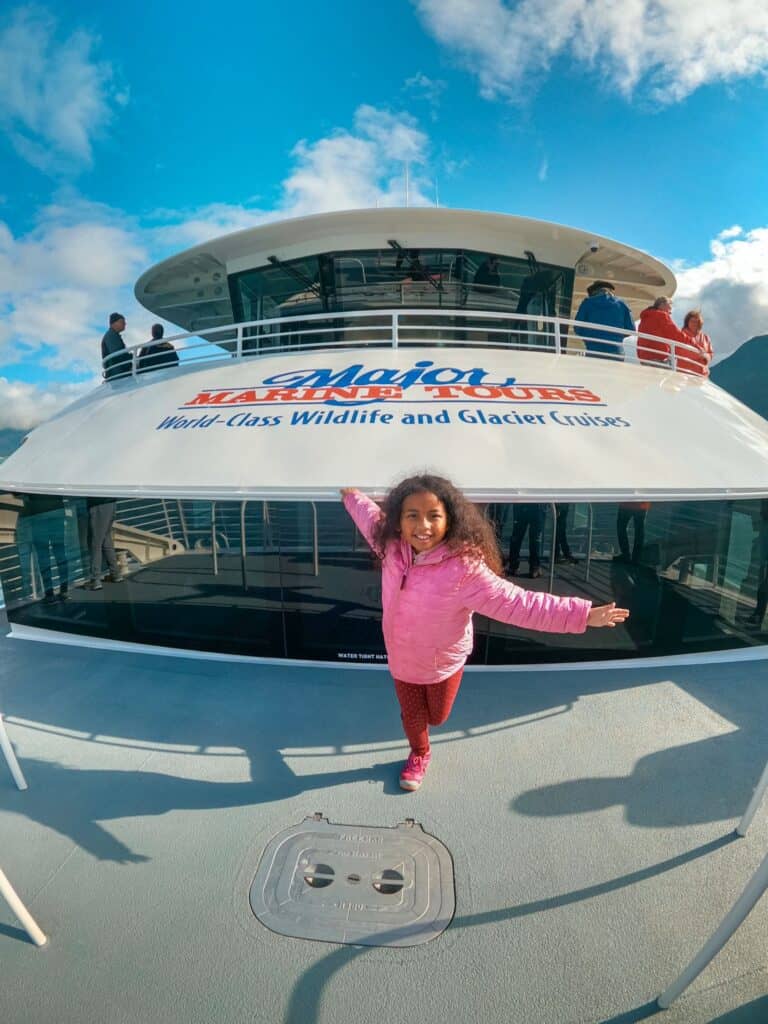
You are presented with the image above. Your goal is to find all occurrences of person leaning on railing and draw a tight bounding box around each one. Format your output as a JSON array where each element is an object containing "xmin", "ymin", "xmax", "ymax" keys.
[
  {"xmin": 679, "ymin": 310, "xmax": 713, "ymax": 376},
  {"xmin": 637, "ymin": 297, "xmax": 707, "ymax": 374},
  {"xmin": 138, "ymin": 323, "xmax": 179, "ymax": 373},
  {"xmin": 101, "ymin": 312, "xmax": 132, "ymax": 380},
  {"xmin": 573, "ymin": 281, "xmax": 635, "ymax": 359}
]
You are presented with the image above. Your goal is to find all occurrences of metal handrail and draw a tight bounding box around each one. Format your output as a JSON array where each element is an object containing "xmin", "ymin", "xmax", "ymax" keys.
[
  {"xmin": 548, "ymin": 502, "xmax": 557, "ymax": 593},
  {"xmin": 101, "ymin": 308, "xmax": 712, "ymax": 381},
  {"xmin": 211, "ymin": 502, "xmax": 218, "ymax": 576}
]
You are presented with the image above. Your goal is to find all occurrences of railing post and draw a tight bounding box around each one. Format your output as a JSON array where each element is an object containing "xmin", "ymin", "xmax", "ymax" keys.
[
  {"xmin": 211, "ymin": 502, "xmax": 218, "ymax": 577},
  {"xmin": 392, "ymin": 312, "xmax": 399, "ymax": 350},
  {"xmin": 236, "ymin": 324, "xmax": 243, "ymax": 360},
  {"xmin": 241, "ymin": 501, "xmax": 248, "ymax": 591},
  {"xmin": 0, "ymin": 867, "xmax": 47, "ymax": 947},
  {"xmin": 554, "ymin": 319, "xmax": 562, "ymax": 355},
  {"xmin": 311, "ymin": 502, "xmax": 319, "ymax": 577}
]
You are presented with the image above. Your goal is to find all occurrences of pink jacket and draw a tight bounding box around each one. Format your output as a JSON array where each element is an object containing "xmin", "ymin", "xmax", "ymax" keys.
[
  {"xmin": 679, "ymin": 327, "xmax": 713, "ymax": 376},
  {"xmin": 344, "ymin": 491, "xmax": 591, "ymax": 684}
]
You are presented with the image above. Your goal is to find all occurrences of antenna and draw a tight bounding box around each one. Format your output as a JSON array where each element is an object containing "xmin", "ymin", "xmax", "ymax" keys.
[
  {"xmin": 435, "ymin": 178, "xmax": 439, "ymax": 207},
  {"xmin": 405, "ymin": 161, "xmax": 410, "ymax": 207}
]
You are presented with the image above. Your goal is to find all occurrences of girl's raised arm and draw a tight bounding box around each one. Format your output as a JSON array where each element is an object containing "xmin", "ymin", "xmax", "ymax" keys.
[{"xmin": 340, "ymin": 488, "xmax": 383, "ymax": 553}]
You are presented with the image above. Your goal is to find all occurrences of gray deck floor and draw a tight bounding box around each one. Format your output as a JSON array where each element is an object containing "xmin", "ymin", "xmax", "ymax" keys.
[{"xmin": 2, "ymin": 612, "xmax": 768, "ymax": 1023}]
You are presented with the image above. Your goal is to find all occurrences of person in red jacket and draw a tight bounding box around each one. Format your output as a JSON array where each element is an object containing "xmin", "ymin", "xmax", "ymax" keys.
[
  {"xmin": 679, "ymin": 310, "xmax": 713, "ymax": 376},
  {"xmin": 637, "ymin": 297, "xmax": 689, "ymax": 369}
]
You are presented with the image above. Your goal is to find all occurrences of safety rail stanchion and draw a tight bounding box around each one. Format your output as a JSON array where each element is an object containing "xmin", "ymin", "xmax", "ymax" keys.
[
  {"xmin": 0, "ymin": 868, "xmax": 47, "ymax": 947},
  {"xmin": 585, "ymin": 504, "xmax": 593, "ymax": 583},
  {"xmin": 211, "ymin": 502, "xmax": 218, "ymax": 577},
  {"xmin": 657, "ymin": 852, "xmax": 768, "ymax": 1009},
  {"xmin": 737, "ymin": 759, "xmax": 768, "ymax": 837},
  {"xmin": 0, "ymin": 713, "xmax": 27, "ymax": 791},
  {"xmin": 240, "ymin": 501, "xmax": 248, "ymax": 592},
  {"xmin": 310, "ymin": 502, "xmax": 319, "ymax": 577},
  {"xmin": 657, "ymin": 756, "xmax": 768, "ymax": 1009},
  {"xmin": 548, "ymin": 502, "xmax": 557, "ymax": 592}
]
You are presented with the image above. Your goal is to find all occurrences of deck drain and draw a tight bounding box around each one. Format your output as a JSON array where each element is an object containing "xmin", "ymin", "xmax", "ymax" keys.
[{"xmin": 249, "ymin": 813, "xmax": 455, "ymax": 947}]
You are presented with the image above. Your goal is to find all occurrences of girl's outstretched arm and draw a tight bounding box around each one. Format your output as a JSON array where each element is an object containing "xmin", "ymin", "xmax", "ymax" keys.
[
  {"xmin": 586, "ymin": 603, "xmax": 629, "ymax": 628},
  {"xmin": 340, "ymin": 488, "xmax": 383, "ymax": 553},
  {"xmin": 459, "ymin": 561, "xmax": 591, "ymax": 633}
]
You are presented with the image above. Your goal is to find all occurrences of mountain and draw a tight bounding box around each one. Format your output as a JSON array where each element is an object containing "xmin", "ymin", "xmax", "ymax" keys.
[
  {"xmin": 0, "ymin": 428, "xmax": 28, "ymax": 459},
  {"xmin": 710, "ymin": 335, "xmax": 768, "ymax": 419}
]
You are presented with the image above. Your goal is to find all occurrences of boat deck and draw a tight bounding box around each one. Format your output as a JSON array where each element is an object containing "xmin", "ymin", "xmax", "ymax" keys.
[{"xmin": 2, "ymin": 610, "xmax": 768, "ymax": 1023}]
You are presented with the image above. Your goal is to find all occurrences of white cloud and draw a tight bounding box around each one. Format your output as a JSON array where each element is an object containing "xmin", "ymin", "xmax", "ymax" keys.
[
  {"xmin": 0, "ymin": 198, "xmax": 147, "ymax": 375},
  {"xmin": 673, "ymin": 226, "xmax": 768, "ymax": 361},
  {"xmin": 150, "ymin": 202, "xmax": 271, "ymax": 251},
  {"xmin": 0, "ymin": 377, "xmax": 93, "ymax": 430},
  {"xmin": 404, "ymin": 72, "xmax": 447, "ymax": 119},
  {"xmin": 0, "ymin": 6, "xmax": 123, "ymax": 172},
  {"xmin": 414, "ymin": 0, "xmax": 768, "ymax": 104},
  {"xmin": 155, "ymin": 105, "xmax": 433, "ymax": 248}
]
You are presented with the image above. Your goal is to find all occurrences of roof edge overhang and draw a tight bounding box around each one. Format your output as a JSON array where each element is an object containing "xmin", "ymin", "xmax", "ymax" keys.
[{"xmin": 3, "ymin": 484, "xmax": 768, "ymax": 504}]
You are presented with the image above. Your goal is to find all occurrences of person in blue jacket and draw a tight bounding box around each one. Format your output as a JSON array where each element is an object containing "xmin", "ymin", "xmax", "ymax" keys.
[{"xmin": 573, "ymin": 281, "xmax": 635, "ymax": 359}]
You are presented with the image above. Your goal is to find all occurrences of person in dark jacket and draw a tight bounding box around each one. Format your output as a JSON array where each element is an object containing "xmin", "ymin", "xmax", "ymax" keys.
[
  {"xmin": 138, "ymin": 323, "xmax": 179, "ymax": 372},
  {"xmin": 615, "ymin": 502, "xmax": 650, "ymax": 564},
  {"xmin": 473, "ymin": 255, "xmax": 501, "ymax": 291},
  {"xmin": 573, "ymin": 281, "xmax": 635, "ymax": 359},
  {"xmin": 18, "ymin": 494, "xmax": 69, "ymax": 603},
  {"xmin": 554, "ymin": 504, "xmax": 578, "ymax": 564},
  {"xmin": 508, "ymin": 503, "xmax": 548, "ymax": 578},
  {"xmin": 87, "ymin": 497, "xmax": 122, "ymax": 589},
  {"xmin": 101, "ymin": 313, "xmax": 132, "ymax": 379}
]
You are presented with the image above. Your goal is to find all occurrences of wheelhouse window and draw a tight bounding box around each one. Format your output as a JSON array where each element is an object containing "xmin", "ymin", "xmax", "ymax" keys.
[{"xmin": 231, "ymin": 249, "xmax": 575, "ymax": 325}]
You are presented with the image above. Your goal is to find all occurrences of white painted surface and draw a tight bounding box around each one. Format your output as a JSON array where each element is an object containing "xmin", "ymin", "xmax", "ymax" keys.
[
  {"xmin": 7, "ymin": 622, "xmax": 768, "ymax": 671},
  {"xmin": 1, "ymin": 346, "xmax": 767, "ymax": 500}
]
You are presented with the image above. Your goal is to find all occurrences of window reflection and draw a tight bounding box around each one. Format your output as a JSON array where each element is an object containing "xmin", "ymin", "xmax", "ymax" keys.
[
  {"xmin": 1, "ymin": 492, "xmax": 766, "ymax": 662},
  {"xmin": 231, "ymin": 248, "xmax": 575, "ymax": 350}
]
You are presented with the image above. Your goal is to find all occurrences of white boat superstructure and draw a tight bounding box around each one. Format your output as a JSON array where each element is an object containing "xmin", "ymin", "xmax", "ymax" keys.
[{"xmin": 0, "ymin": 208, "xmax": 766, "ymax": 665}]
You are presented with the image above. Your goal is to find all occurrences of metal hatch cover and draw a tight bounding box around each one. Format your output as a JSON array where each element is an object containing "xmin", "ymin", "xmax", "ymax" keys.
[{"xmin": 248, "ymin": 813, "xmax": 455, "ymax": 947}]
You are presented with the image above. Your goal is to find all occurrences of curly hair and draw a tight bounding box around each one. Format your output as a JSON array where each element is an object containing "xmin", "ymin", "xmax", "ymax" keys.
[{"xmin": 372, "ymin": 473, "xmax": 503, "ymax": 576}]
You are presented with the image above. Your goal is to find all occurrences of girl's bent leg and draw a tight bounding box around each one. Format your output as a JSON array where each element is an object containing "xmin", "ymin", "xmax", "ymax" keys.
[
  {"xmin": 393, "ymin": 679, "xmax": 431, "ymax": 756},
  {"xmin": 425, "ymin": 669, "xmax": 464, "ymax": 727}
]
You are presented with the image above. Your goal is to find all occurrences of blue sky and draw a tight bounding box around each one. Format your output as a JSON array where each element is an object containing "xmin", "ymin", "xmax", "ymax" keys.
[{"xmin": 2, "ymin": 0, "xmax": 768, "ymax": 426}]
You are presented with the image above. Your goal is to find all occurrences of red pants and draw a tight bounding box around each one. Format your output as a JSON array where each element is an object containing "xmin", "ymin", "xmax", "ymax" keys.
[{"xmin": 393, "ymin": 669, "xmax": 464, "ymax": 757}]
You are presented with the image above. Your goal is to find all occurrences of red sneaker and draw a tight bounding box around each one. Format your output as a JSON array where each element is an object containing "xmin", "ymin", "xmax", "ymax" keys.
[{"xmin": 399, "ymin": 750, "xmax": 431, "ymax": 791}]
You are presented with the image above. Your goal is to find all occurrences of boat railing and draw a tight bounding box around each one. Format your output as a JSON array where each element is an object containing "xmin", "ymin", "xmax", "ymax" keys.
[{"xmin": 102, "ymin": 308, "xmax": 711, "ymax": 381}]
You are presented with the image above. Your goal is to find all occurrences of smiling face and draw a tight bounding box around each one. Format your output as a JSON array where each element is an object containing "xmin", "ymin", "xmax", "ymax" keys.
[{"xmin": 399, "ymin": 490, "xmax": 449, "ymax": 554}]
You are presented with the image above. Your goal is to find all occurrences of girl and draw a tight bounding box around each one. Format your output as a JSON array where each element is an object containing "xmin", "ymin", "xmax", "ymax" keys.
[{"xmin": 341, "ymin": 475, "xmax": 629, "ymax": 792}]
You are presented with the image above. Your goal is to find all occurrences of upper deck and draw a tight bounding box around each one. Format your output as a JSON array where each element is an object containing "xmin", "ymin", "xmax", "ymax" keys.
[
  {"xmin": 134, "ymin": 208, "xmax": 675, "ymax": 335},
  {"xmin": 1, "ymin": 306, "xmax": 766, "ymax": 502}
]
